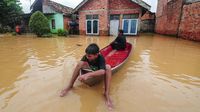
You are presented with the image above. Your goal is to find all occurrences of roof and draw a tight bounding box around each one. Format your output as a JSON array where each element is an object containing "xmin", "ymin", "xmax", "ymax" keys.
[
  {"xmin": 30, "ymin": 0, "xmax": 73, "ymax": 14},
  {"xmin": 30, "ymin": 0, "xmax": 38, "ymax": 9},
  {"xmin": 73, "ymin": 0, "xmax": 151, "ymax": 12},
  {"xmin": 131, "ymin": 0, "xmax": 151, "ymax": 10},
  {"xmin": 48, "ymin": 0, "xmax": 73, "ymax": 14}
]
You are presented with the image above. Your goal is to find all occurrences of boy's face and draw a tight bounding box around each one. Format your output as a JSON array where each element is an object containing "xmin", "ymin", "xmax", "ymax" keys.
[{"xmin": 86, "ymin": 53, "xmax": 98, "ymax": 61}]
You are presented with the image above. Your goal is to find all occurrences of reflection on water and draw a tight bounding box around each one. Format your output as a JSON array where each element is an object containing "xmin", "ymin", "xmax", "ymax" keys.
[{"xmin": 0, "ymin": 34, "xmax": 200, "ymax": 112}]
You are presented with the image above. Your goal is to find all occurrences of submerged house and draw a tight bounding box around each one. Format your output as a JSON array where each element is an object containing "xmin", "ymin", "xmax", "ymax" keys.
[
  {"xmin": 73, "ymin": 0, "xmax": 151, "ymax": 36},
  {"xmin": 30, "ymin": 0, "xmax": 73, "ymax": 33}
]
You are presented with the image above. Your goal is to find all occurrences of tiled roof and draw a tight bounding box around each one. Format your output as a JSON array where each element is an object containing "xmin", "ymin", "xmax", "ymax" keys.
[
  {"xmin": 48, "ymin": 0, "xmax": 73, "ymax": 14},
  {"xmin": 30, "ymin": 0, "xmax": 73, "ymax": 14}
]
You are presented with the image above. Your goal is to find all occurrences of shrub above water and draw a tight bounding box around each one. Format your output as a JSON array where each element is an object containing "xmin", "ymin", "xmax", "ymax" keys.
[
  {"xmin": 0, "ymin": 25, "xmax": 12, "ymax": 33},
  {"xmin": 29, "ymin": 11, "xmax": 50, "ymax": 37},
  {"xmin": 57, "ymin": 29, "xmax": 68, "ymax": 37}
]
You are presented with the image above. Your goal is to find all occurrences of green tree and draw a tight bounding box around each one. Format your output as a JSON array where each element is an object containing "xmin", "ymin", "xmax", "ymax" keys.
[
  {"xmin": 29, "ymin": 11, "xmax": 50, "ymax": 37},
  {"xmin": 0, "ymin": 0, "xmax": 23, "ymax": 26}
]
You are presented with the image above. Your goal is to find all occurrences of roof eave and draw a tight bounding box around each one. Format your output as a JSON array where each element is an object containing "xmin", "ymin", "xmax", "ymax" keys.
[
  {"xmin": 131, "ymin": 0, "xmax": 151, "ymax": 10},
  {"xmin": 30, "ymin": 0, "xmax": 39, "ymax": 10},
  {"xmin": 72, "ymin": 0, "xmax": 88, "ymax": 13}
]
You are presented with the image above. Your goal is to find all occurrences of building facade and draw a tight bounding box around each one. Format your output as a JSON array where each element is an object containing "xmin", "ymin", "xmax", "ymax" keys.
[
  {"xmin": 30, "ymin": 0, "xmax": 73, "ymax": 33},
  {"xmin": 74, "ymin": 0, "xmax": 151, "ymax": 36}
]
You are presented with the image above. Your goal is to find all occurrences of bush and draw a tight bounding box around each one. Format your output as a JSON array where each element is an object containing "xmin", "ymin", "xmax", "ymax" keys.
[
  {"xmin": 0, "ymin": 24, "xmax": 12, "ymax": 33},
  {"xmin": 0, "ymin": 24, "xmax": 4, "ymax": 33},
  {"xmin": 4, "ymin": 26, "xmax": 12, "ymax": 32},
  {"xmin": 57, "ymin": 29, "xmax": 68, "ymax": 37},
  {"xmin": 12, "ymin": 32, "xmax": 17, "ymax": 36},
  {"xmin": 42, "ymin": 33, "xmax": 53, "ymax": 38},
  {"xmin": 29, "ymin": 11, "xmax": 50, "ymax": 37}
]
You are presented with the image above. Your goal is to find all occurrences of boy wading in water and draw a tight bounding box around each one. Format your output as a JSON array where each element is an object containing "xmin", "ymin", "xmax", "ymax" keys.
[{"xmin": 60, "ymin": 43, "xmax": 113, "ymax": 109}]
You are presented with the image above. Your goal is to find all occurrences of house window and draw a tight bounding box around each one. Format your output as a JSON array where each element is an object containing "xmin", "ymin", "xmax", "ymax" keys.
[
  {"xmin": 123, "ymin": 14, "xmax": 139, "ymax": 19},
  {"xmin": 122, "ymin": 14, "xmax": 138, "ymax": 35},
  {"xmin": 122, "ymin": 19, "xmax": 138, "ymax": 35},
  {"xmin": 86, "ymin": 15, "xmax": 99, "ymax": 35},
  {"xmin": 52, "ymin": 19, "xmax": 55, "ymax": 29},
  {"xmin": 110, "ymin": 15, "xmax": 120, "ymax": 20},
  {"xmin": 86, "ymin": 15, "xmax": 99, "ymax": 19}
]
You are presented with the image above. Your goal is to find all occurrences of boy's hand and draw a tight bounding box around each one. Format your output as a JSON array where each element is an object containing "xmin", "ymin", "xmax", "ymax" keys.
[
  {"xmin": 78, "ymin": 74, "xmax": 90, "ymax": 81},
  {"xmin": 60, "ymin": 88, "xmax": 71, "ymax": 97}
]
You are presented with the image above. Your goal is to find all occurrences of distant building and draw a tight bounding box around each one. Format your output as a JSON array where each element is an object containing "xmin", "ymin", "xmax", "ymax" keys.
[
  {"xmin": 140, "ymin": 11, "xmax": 155, "ymax": 32},
  {"xmin": 156, "ymin": 0, "xmax": 200, "ymax": 41},
  {"xmin": 20, "ymin": 0, "xmax": 73, "ymax": 33},
  {"xmin": 29, "ymin": 0, "xmax": 73, "ymax": 33},
  {"xmin": 73, "ymin": 0, "xmax": 151, "ymax": 36}
]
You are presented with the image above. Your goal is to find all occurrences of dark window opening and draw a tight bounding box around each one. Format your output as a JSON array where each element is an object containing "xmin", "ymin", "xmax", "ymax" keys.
[{"xmin": 52, "ymin": 19, "xmax": 55, "ymax": 29}]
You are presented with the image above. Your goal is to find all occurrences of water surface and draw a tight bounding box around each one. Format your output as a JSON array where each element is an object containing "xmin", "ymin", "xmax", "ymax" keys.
[{"xmin": 0, "ymin": 34, "xmax": 200, "ymax": 112}]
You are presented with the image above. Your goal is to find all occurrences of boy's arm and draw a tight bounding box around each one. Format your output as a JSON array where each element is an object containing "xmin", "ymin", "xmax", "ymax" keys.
[
  {"xmin": 85, "ymin": 69, "xmax": 105, "ymax": 78},
  {"xmin": 84, "ymin": 54, "xmax": 106, "ymax": 78}
]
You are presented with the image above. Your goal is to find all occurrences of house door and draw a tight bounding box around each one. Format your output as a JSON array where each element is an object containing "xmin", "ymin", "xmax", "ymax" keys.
[
  {"xmin": 110, "ymin": 15, "xmax": 120, "ymax": 36},
  {"xmin": 110, "ymin": 20, "xmax": 119, "ymax": 36},
  {"xmin": 123, "ymin": 19, "xmax": 138, "ymax": 35}
]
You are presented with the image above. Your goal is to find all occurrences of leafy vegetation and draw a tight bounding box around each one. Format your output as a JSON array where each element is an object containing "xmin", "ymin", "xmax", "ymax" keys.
[
  {"xmin": 0, "ymin": 0, "xmax": 23, "ymax": 27},
  {"xmin": 29, "ymin": 11, "xmax": 50, "ymax": 37},
  {"xmin": 0, "ymin": 24, "xmax": 13, "ymax": 33},
  {"xmin": 57, "ymin": 29, "xmax": 68, "ymax": 37}
]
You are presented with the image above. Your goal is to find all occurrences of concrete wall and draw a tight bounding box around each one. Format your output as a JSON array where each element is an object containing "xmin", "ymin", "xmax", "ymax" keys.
[
  {"xmin": 47, "ymin": 13, "xmax": 64, "ymax": 33},
  {"xmin": 178, "ymin": 2, "xmax": 200, "ymax": 41},
  {"xmin": 155, "ymin": 0, "xmax": 183, "ymax": 36},
  {"xmin": 156, "ymin": 0, "xmax": 200, "ymax": 41},
  {"xmin": 109, "ymin": 0, "xmax": 140, "ymax": 10},
  {"xmin": 64, "ymin": 17, "xmax": 71, "ymax": 31}
]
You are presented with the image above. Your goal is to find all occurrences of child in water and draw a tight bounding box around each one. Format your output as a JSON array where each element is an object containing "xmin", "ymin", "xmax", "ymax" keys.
[{"xmin": 60, "ymin": 43, "xmax": 113, "ymax": 109}]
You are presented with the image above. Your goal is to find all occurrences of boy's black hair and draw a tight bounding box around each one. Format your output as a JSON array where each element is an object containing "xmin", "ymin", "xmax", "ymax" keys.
[
  {"xmin": 85, "ymin": 43, "xmax": 100, "ymax": 55},
  {"xmin": 119, "ymin": 29, "xmax": 124, "ymax": 34}
]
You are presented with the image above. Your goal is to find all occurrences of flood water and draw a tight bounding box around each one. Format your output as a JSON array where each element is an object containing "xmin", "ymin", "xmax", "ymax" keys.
[{"xmin": 0, "ymin": 34, "xmax": 200, "ymax": 112}]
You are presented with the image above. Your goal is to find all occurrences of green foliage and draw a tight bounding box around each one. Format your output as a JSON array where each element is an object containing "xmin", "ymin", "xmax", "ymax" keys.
[
  {"xmin": 29, "ymin": 11, "xmax": 50, "ymax": 37},
  {"xmin": 57, "ymin": 29, "xmax": 68, "ymax": 37},
  {"xmin": 0, "ymin": 0, "xmax": 23, "ymax": 26},
  {"xmin": 0, "ymin": 24, "xmax": 4, "ymax": 33},
  {"xmin": 42, "ymin": 33, "xmax": 53, "ymax": 38},
  {"xmin": 0, "ymin": 24, "xmax": 12, "ymax": 33},
  {"xmin": 12, "ymin": 32, "xmax": 17, "ymax": 36}
]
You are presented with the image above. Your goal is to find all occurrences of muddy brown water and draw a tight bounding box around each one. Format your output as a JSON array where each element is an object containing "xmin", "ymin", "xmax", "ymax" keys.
[{"xmin": 0, "ymin": 34, "xmax": 200, "ymax": 112}]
